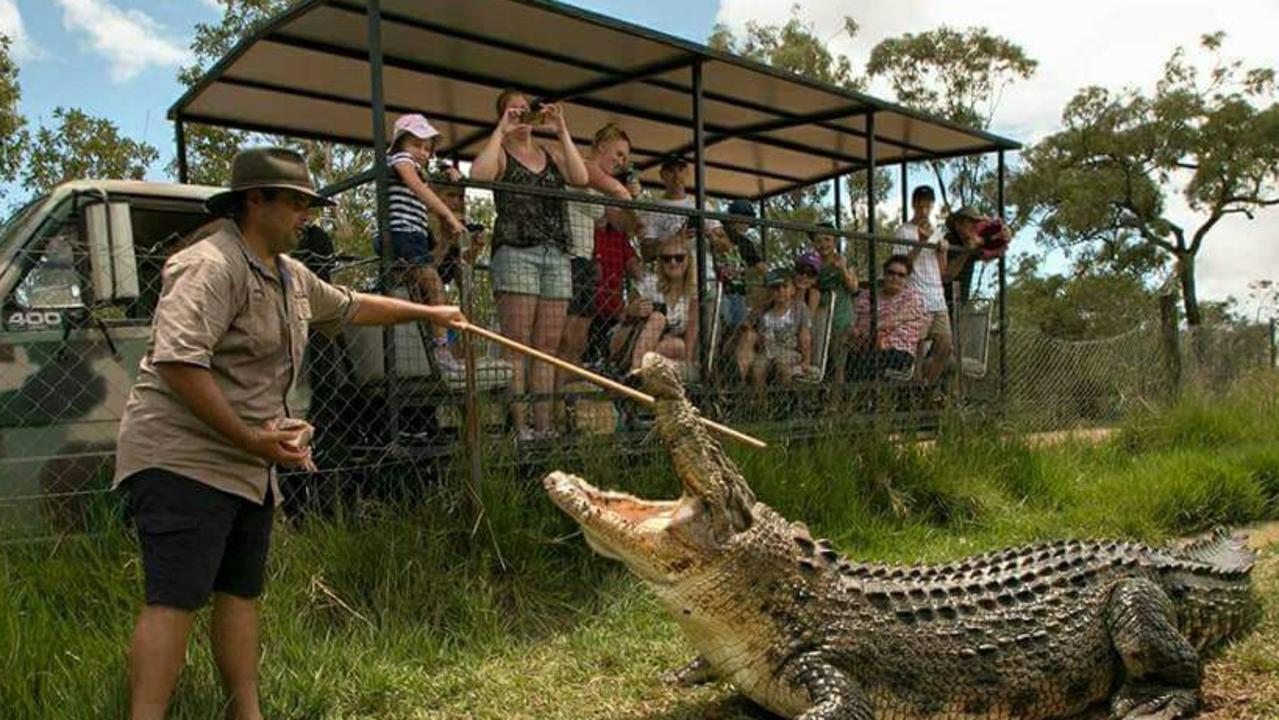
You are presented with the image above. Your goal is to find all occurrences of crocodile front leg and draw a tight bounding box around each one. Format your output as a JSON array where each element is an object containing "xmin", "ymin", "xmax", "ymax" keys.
[
  {"xmin": 782, "ymin": 652, "xmax": 874, "ymax": 720},
  {"xmin": 662, "ymin": 655, "xmax": 716, "ymax": 686},
  {"xmin": 1105, "ymin": 578, "xmax": 1202, "ymax": 720}
]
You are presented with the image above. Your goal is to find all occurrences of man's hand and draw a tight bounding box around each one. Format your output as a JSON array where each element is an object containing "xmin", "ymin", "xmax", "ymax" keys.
[
  {"xmin": 243, "ymin": 422, "xmax": 314, "ymax": 470},
  {"xmin": 430, "ymin": 305, "xmax": 466, "ymax": 328}
]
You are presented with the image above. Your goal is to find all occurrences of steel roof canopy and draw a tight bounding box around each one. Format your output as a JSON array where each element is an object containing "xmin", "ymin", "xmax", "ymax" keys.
[{"xmin": 170, "ymin": 0, "xmax": 1020, "ymax": 200}]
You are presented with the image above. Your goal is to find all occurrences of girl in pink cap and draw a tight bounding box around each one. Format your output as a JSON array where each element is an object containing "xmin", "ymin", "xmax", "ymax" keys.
[{"xmin": 381, "ymin": 113, "xmax": 468, "ymax": 371}]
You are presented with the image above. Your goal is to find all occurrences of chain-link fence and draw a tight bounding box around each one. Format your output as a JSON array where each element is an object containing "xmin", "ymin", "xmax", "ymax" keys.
[{"xmin": 1, "ymin": 182, "xmax": 1273, "ymax": 540}]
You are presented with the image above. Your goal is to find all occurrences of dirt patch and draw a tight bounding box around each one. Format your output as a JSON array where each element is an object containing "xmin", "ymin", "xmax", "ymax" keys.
[{"xmin": 1198, "ymin": 521, "xmax": 1279, "ymax": 720}]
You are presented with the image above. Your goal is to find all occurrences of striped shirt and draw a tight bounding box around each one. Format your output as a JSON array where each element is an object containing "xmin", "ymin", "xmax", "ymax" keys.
[{"xmin": 387, "ymin": 151, "xmax": 431, "ymax": 236}]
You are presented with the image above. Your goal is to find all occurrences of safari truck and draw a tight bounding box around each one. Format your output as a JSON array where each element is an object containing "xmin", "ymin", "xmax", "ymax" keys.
[
  {"xmin": 0, "ymin": 181, "xmax": 218, "ymax": 537},
  {"xmin": 0, "ymin": 179, "xmax": 510, "ymax": 539}
]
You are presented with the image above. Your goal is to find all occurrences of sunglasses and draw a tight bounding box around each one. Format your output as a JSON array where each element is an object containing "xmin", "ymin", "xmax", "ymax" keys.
[
  {"xmin": 884, "ymin": 269, "xmax": 909, "ymax": 278},
  {"xmin": 659, "ymin": 254, "xmax": 688, "ymax": 263}
]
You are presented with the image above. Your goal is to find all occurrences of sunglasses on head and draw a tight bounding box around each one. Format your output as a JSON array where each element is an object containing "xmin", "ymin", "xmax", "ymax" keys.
[{"xmin": 659, "ymin": 254, "xmax": 687, "ymax": 263}]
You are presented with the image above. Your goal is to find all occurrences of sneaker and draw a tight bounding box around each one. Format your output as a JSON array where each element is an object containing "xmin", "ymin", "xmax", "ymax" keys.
[
  {"xmin": 515, "ymin": 427, "xmax": 538, "ymax": 444},
  {"xmin": 433, "ymin": 344, "xmax": 464, "ymax": 374}
]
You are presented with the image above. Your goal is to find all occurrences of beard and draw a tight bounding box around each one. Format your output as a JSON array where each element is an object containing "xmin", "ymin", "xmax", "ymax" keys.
[{"xmin": 269, "ymin": 225, "xmax": 302, "ymax": 255}]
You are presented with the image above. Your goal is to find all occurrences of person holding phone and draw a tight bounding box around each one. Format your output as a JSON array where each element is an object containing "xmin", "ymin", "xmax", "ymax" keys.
[{"xmin": 470, "ymin": 89, "xmax": 589, "ymax": 441}]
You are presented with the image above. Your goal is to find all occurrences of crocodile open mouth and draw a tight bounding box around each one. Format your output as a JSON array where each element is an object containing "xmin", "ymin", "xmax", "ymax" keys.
[{"xmin": 545, "ymin": 471, "xmax": 679, "ymax": 528}]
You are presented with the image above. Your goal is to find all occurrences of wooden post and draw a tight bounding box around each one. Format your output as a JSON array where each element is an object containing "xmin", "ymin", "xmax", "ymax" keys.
[{"xmin": 1160, "ymin": 294, "xmax": 1182, "ymax": 400}]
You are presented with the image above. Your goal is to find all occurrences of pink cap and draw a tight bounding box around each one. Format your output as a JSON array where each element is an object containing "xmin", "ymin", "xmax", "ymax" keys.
[{"xmin": 392, "ymin": 114, "xmax": 440, "ymax": 144}]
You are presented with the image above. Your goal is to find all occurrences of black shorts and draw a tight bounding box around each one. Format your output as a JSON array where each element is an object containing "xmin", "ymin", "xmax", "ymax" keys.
[
  {"xmin": 568, "ymin": 257, "xmax": 600, "ymax": 317},
  {"xmin": 125, "ymin": 468, "xmax": 274, "ymax": 611}
]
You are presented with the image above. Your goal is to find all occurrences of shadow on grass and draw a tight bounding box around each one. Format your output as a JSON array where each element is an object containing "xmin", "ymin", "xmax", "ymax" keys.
[{"xmin": 617, "ymin": 694, "xmax": 776, "ymax": 720}]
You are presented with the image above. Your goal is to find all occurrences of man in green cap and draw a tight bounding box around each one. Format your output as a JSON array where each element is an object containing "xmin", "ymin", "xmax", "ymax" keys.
[{"xmin": 114, "ymin": 147, "xmax": 466, "ymax": 720}]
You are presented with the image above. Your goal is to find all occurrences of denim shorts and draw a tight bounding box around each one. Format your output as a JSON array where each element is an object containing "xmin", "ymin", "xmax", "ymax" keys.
[
  {"xmin": 125, "ymin": 468, "xmax": 274, "ymax": 611},
  {"xmin": 375, "ymin": 229, "xmax": 434, "ymax": 265},
  {"xmin": 491, "ymin": 244, "xmax": 572, "ymax": 300}
]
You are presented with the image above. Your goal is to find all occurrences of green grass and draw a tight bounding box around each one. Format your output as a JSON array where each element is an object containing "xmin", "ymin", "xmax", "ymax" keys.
[{"xmin": 3, "ymin": 371, "xmax": 1279, "ymax": 719}]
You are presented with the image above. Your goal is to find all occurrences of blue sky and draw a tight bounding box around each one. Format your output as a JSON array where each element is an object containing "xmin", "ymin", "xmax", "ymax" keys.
[{"xmin": 4, "ymin": 0, "xmax": 719, "ymax": 174}]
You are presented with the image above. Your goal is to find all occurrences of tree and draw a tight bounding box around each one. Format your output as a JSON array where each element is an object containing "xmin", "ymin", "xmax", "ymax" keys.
[
  {"xmin": 709, "ymin": 9, "xmax": 861, "ymax": 93},
  {"xmin": 708, "ymin": 8, "xmax": 887, "ymax": 254},
  {"xmin": 1008, "ymin": 255, "xmax": 1158, "ymax": 340},
  {"xmin": 176, "ymin": 0, "xmax": 293, "ymax": 186},
  {"xmin": 0, "ymin": 34, "xmax": 27, "ymax": 196},
  {"xmin": 867, "ymin": 26, "xmax": 1037, "ymax": 210},
  {"xmin": 23, "ymin": 108, "xmax": 158, "ymax": 193},
  {"xmin": 179, "ymin": 0, "xmax": 374, "ymax": 254},
  {"xmin": 1010, "ymin": 33, "xmax": 1279, "ymax": 326}
]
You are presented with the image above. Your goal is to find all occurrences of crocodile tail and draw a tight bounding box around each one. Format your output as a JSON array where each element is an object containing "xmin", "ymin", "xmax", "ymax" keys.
[{"xmin": 1171, "ymin": 526, "xmax": 1257, "ymax": 576}]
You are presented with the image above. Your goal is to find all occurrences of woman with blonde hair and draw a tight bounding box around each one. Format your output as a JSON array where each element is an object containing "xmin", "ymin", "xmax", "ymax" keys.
[
  {"xmin": 560, "ymin": 123, "xmax": 642, "ymax": 371},
  {"xmin": 610, "ymin": 234, "xmax": 698, "ymax": 371}
]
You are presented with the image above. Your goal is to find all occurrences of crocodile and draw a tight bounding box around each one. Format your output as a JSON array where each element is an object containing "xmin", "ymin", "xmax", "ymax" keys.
[{"xmin": 543, "ymin": 354, "xmax": 1259, "ymax": 720}]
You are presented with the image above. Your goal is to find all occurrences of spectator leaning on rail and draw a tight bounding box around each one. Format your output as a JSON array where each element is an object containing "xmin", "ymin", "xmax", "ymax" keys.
[
  {"xmin": 850, "ymin": 254, "xmax": 927, "ymax": 381},
  {"xmin": 892, "ymin": 185, "xmax": 952, "ymax": 382},
  {"xmin": 712, "ymin": 197, "xmax": 766, "ymax": 334},
  {"xmin": 560, "ymin": 123, "xmax": 643, "ymax": 381},
  {"xmin": 793, "ymin": 249, "xmax": 822, "ymax": 317},
  {"xmin": 736, "ymin": 267, "xmax": 814, "ymax": 390},
  {"xmin": 943, "ymin": 204, "xmax": 1010, "ymax": 317},
  {"xmin": 470, "ymin": 89, "xmax": 589, "ymax": 442},
  {"xmin": 112, "ymin": 147, "xmax": 465, "ymax": 720},
  {"xmin": 425, "ymin": 164, "xmax": 487, "ymax": 367},
  {"xmin": 379, "ymin": 114, "xmax": 468, "ymax": 373},
  {"xmin": 810, "ymin": 223, "xmax": 860, "ymax": 381},
  {"xmin": 636, "ymin": 154, "xmax": 719, "ymax": 277}
]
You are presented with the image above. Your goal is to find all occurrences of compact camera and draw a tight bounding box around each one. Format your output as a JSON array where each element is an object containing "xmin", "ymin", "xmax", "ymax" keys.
[{"xmin": 520, "ymin": 98, "xmax": 548, "ymax": 125}]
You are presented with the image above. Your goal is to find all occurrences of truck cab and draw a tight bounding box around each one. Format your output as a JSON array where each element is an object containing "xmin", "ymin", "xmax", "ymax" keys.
[{"xmin": 0, "ymin": 180, "xmax": 217, "ymax": 537}]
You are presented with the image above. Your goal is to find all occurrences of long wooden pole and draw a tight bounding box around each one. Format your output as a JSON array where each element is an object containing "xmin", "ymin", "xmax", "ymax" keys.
[{"xmin": 452, "ymin": 321, "xmax": 768, "ymax": 450}]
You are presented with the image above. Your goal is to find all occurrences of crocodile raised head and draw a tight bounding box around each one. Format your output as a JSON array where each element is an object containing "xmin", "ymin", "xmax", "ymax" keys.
[{"xmin": 543, "ymin": 354, "xmax": 1258, "ymax": 720}]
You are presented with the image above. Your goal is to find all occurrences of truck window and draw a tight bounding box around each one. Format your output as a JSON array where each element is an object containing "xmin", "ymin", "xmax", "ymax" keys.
[
  {"xmin": 13, "ymin": 231, "xmax": 83, "ymax": 309},
  {"xmin": 126, "ymin": 202, "xmax": 211, "ymax": 319}
]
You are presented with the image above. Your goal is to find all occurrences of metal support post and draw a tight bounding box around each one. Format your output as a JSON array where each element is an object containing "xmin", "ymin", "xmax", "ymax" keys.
[
  {"xmin": 900, "ymin": 161, "xmax": 908, "ymax": 223},
  {"xmin": 996, "ymin": 150, "xmax": 1008, "ymax": 400},
  {"xmin": 693, "ymin": 60, "xmax": 709, "ymax": 375},
  {"xmin": 758, "ymin": 198, "xmax": 768, "ymax": 261},
  {"xmin": 175, "ymin": 117, "xmax": 189, "ymax": 184},
  {"xmin": 368, "ymin": 0, "xmax": 400, "ymax": 445},
  {"xmin": 866, "ymin": 113, "xmax": 879, "ymax": 352}
]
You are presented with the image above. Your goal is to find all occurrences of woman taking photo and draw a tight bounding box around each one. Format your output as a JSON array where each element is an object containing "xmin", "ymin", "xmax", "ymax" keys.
[{"xmin": 471, "ymin": 90, "xmax": 589, "ymax": 441}]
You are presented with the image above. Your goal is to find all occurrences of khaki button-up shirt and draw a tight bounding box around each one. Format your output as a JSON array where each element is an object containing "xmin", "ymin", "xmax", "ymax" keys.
[{"xmin": 114, "ymin": 219, "xmax": 360, "ymax": 505}]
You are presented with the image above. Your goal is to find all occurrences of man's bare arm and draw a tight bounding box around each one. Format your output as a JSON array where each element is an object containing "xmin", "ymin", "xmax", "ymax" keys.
[{"xmin": 349, "ymin": 293, "xmax": 465, "ymax": 327}]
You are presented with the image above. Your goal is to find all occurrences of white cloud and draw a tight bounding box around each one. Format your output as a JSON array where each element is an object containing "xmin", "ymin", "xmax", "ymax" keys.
[
  {"xmin": 715, "ymin": 0, "xmax": 1279, "ymax": 303},
  {"xmin": 0, "ymin": 0, "xmax": 38, "ymax": 60},
  {"xmin": 54, "ymin": 0, "xmax": 190, "ymax": 82}
]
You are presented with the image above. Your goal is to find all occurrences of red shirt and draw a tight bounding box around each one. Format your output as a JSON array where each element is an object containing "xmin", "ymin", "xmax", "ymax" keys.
[{"xmin": 593, "ymin": 226, "xmax": 635, "ymax": 319}]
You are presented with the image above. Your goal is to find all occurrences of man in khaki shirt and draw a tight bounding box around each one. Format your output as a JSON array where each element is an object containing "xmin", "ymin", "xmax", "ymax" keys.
[{"xmin": 115, "ymin": 147, "xmax": 465, "ymax": 720}]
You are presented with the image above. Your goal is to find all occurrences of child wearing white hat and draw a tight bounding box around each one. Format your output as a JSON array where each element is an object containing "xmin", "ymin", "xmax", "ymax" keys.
[{"xmin": 380, "ymin": 113, "xmax": 467, "ymax": 372}]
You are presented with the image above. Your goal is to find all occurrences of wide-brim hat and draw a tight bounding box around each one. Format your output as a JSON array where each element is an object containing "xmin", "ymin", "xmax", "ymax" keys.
[
  {"xmin": 951, "ymin": 205, "xmax": 984, "ymax": 222},
  {"xmin": 205, "ymin": 147, "xmax": 334, "ymax": 216}
]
